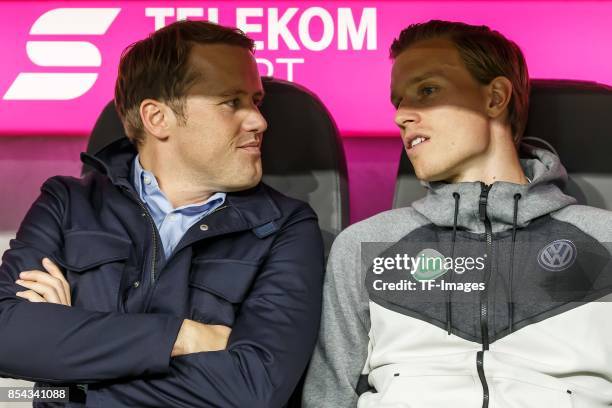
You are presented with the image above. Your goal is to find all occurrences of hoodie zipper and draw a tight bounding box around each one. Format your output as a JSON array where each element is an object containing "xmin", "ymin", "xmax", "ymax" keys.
[{"xmin": 477, "ymin": 182, "xmax": 492, "ymax": 408}]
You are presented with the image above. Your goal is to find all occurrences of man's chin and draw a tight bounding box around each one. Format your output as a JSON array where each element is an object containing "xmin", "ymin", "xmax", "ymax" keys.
[
  {"xmin": 222, "ymin": 175, "xmax": 262, "ymax": 193},
  {"xmin": 414, "ymin": 168, "xmax": 443, "ymax": 183},
  {"xmin": 413, "ymin": 160, "xmax": 465, "ymax": 184}
]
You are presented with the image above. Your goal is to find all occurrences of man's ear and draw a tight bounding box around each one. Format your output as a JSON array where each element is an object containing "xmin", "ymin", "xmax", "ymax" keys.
[
  {"xmin": 486, "ymin": 76, "xmax": 513, "ymax": 119},
  {"xmin": 139, "ymin": 99, "xmax": 175, "ymax": 142}
]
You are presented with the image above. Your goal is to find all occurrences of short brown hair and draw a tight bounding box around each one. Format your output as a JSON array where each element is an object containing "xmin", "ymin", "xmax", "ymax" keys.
[
  {"xmin": 114, "ymin": 20, "xmax": 255, "ymax": 147},
  {"xmin": 390, "ymin": 20, "xmax": 530, "ymax": 145}
]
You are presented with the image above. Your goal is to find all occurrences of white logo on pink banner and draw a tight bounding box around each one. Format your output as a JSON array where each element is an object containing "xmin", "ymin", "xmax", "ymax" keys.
[{"xmin": 3, "ymin": 8, "xmax": 120, "ymax": 100}]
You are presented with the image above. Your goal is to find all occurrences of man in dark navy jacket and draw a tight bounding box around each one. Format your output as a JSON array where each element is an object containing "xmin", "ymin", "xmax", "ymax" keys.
[{"xmin": 0, "ymin": 20, "xmax": 324, "ymax": 407}]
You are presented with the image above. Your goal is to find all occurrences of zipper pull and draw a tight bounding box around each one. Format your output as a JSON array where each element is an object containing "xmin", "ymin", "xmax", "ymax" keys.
[{"xmin": 479, "ymin": 183, "xmax": 490, "ymax": 221}]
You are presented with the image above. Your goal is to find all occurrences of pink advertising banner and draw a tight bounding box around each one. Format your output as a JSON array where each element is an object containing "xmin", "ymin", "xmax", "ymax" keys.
[{"xmin": 1, "ymin": 1, "xmax": 611, "ymax": 137}]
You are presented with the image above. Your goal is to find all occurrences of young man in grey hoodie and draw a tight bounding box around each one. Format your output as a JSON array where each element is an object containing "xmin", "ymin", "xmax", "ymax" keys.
[{"xmin": 303, "ymin": 20, "xmax": 612, "ymax": 408}]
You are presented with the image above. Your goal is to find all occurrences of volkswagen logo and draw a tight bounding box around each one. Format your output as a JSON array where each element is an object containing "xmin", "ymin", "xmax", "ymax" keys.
[{"xmin": 537, "ymin": 239, "xmax": 577, "ymax": 271}]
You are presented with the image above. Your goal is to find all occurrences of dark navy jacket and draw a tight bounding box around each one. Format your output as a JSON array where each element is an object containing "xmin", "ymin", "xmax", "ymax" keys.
[{"xmin": 0, "ymin": 138, "xmax": 325, "ymax": 407}]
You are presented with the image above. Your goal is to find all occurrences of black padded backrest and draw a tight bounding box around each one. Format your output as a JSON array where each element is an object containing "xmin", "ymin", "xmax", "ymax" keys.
[
  {"xmin": 84, "ymin": 77, "xmax": 349, "ymax": 256},
  {"xmin": 258, "ymin": 78, "xmax": 348, "ymax": 254},
  {"xmin": 393, "ymin": 79, "xmax": 612, "ymax": 210}
]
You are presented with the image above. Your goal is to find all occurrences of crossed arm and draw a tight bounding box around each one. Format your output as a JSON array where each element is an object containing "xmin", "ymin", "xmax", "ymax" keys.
[
  {"xmin": 0, "ymin": 178, "xmax": 325, "ymax": 407},
  {"xmin": 13, "ymin": 257, "xmax": 231, "ymax": 357}
]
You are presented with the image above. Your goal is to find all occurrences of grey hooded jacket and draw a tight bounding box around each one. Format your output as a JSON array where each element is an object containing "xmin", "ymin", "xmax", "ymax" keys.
[{"xmin": 303, "ymin": 144, "xmax": 612, "ymax": 408}]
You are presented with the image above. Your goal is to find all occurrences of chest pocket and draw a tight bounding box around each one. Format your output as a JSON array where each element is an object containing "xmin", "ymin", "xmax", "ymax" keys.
[
  {"xmin": 188, "ymin": 259, "xmax": 260, "ymax": 326},
  {"xmin": 53, "ymin": 230, "xmax": 132, "ymax": 312}
]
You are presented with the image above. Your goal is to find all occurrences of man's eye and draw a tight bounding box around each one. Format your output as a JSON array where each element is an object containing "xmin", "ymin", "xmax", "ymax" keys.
[
  {"xmin": 225, "ymin": 99, "xmax": 240, "ymax": 108},
  {"xmin": 419, "ymin": 86, "xmax": 438, "ymax": 97}
]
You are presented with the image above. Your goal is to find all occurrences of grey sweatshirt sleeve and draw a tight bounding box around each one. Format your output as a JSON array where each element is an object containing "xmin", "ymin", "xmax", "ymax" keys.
[{"xmin": 302, "ymin": 227, "xmax": 372, "ymax": 408}]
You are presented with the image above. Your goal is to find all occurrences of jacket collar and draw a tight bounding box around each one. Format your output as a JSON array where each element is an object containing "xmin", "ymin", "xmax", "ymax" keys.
[
  {"xmin": 80, "ymin": 138, "xmax": 281, "ymax": 230},
  {"xmin": 81, "ymin": 137, "xmax": 134, "ymax": 188},
  {"xmin": 411, "ymin": 144, "xmax": 577, "ymax": 234}
]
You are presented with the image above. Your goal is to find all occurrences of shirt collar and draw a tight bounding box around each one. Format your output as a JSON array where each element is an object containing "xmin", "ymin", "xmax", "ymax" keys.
[{"xmin": 132, "ymin": 154, "xmax": 226, "ymax": 215}]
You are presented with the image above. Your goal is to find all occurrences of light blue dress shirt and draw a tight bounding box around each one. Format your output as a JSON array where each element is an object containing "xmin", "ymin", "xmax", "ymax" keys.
[{"xmin": 132, "ymin": 155, "xmax": 226, "ymax": 259}]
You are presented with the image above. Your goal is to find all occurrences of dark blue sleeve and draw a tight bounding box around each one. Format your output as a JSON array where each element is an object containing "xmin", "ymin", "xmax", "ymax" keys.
[
  {"xmin": 96, "ymin": 206, "xmax": 325, "ymax": 407},
  {"xmin": 0, "ymin": 178, "xmax": 183, "ymax": 383}
]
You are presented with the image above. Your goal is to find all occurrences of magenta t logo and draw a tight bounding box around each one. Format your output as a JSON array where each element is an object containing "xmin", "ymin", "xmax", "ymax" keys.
[{"xmin": 3, "ymin": 8, "xmax": 120, "ymax": 100}]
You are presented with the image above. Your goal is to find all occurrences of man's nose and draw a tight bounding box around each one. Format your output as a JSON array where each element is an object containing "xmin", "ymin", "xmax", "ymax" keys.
[
  {"xmin": 394, "ymin": 102, "xmax": 420, "ymax": 130},
  {"xmin": 245, "ymin": 107, "xmax": 268, "ymax": 134}
]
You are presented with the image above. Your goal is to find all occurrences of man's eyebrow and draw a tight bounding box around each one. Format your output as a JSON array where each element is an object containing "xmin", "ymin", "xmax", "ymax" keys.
[
  {"xmin": 216, "ymin": 89, "xmax": 265, "ymax": 98},
  {"xmin": 405, "ymin": 69, "xmax": 448, "ymax": 87}
]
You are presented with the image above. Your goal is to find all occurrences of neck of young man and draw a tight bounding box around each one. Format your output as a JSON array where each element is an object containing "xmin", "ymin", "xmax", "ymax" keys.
[{"xmin": 447, "ymin": 133, "xmax": 528, "ymax": 186}]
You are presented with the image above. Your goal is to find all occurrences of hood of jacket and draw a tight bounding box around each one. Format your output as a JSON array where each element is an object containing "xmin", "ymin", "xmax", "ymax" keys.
[{"xmin": 412, "ymin": 143, "xmax": 577, "ymax": 234}]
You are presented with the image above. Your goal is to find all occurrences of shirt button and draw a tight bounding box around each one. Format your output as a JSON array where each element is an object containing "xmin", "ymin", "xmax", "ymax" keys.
[
  {"xmin": 199, "ymin": 224, "xmax": 209, "ymax": 231},
  {"xmin": 143, "ymin": 176, "xmax": 152, "ymax": 185},
  {"xmin": 133, "ymin": 280, "xmax": 140, "ymax": 288},
  {"xmin": 168, "ymin": 214, "xmax": 178, "ymax": 221}
]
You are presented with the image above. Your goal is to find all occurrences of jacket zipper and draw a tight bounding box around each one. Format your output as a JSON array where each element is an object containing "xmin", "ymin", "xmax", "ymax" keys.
[
  {"xmin": 138, "ymin": 200, "xmax": 158, "ymax": 284},
  {"xmin": 477, "ymin": 351, "xmax": 489, "ymax": 408},
  {"xmin": 132, "ymin": 200, "xmax": 229, "ymax": 284},
  {"xmin": 209, "ymin": 204, "xmax": 228, "ymax": 216},
  {"xmin": 120, "ymin": 186, "xmax": 158, "ymax": 284},
  {"xmin": 117, "ymin": 185, "xmax": 230, "ymax": 314},
  {"xmin": 141, "ymin": 203, "xmax": 230, "ymax": 314},
  {"xmin": 477, "ymin": 182, "xmax": 492, "ymax": 408}
]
